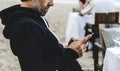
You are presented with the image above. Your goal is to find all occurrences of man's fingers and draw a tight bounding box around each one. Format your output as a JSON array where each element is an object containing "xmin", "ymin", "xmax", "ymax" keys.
[
  {"xmin": 68, "ymin": 37, "xmax": 79, "ymax": 46},
  {"xmin": 71, "ymin": 37, "xmax": 79, "ymax": 41},
  {"xmin": 81, "ymin": 44, "xmax": 88, "ymax": 52},
  {"xmin": 80, "ymin": 34, "xmax": 92, "ymax": 44}
]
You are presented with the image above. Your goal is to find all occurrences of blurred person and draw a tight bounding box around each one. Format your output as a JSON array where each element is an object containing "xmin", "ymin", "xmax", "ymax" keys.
[
  {"xmin": 79, "ymin": 0, "xmax": 94, "ymax": 16},
  {"xmin": 0, "ymin": 0, "xmax": 92, "ymax": 71}
]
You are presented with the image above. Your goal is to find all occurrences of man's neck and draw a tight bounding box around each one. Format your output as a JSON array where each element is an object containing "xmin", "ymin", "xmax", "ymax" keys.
[{"xmin": 21, "ymin": 2, "xmax": 31, "ymax": 8}]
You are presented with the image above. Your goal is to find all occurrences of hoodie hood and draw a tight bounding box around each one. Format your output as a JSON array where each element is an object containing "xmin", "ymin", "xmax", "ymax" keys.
[
  {"xmin": 0, "ymin": 5, "xmax": 20, "ymax": 25},
  {"xmin": 0, "ymin": 5, "xmax": 42, "ymax": 39},
  {"xmin": 0, "ymin": 4, "xmax": 41, "ymax": 25}
]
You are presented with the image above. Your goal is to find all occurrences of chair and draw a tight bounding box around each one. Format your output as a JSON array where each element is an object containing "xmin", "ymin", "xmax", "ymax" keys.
[
  {"xmin": 72, "ymin": 7, "xmax": 80, "ymax": 12},
  {"xmin": 92, "ymin": 12, "xmax": 119, "ymax": 71}
]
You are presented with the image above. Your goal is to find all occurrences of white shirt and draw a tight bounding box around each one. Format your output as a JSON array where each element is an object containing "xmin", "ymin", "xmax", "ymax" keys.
[{"xmin": 41, "ymin": 16, "xmax": 60, "ymax": 41}]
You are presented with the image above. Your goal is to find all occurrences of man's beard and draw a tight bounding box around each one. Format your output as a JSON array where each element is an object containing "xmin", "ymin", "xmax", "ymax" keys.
[{"xmin": 39, "ymin": 7, "xmax": 49, "ymax": 16}]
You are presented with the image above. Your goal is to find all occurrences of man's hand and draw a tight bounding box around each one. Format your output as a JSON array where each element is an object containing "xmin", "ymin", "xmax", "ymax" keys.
[
  {"xmin": 68, "ymin": 37, "xmax": 78, "ymax": 46},
  {"xmin": 68, "ymin": 34, "xmax": 92, "ymax": 57}
]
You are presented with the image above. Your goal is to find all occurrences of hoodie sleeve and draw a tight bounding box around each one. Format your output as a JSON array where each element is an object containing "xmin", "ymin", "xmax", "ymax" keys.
[
  {"xmin": 23, "ymin": 19, "xmax": 79, "ymax": 60},
  {"xmin": 24, "ymin": 20, "xmax": 81, "ymax": 70}
]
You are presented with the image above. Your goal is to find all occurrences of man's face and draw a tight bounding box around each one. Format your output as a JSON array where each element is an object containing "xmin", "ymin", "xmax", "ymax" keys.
[{"xmin": 32, "ymin": 0, "xmax": 54, "ymax": 16}]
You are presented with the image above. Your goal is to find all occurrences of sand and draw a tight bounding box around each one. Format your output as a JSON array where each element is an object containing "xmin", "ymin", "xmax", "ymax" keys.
[{"xmin": 1, "ymin": 0, "xmax": 117, "ymax": 70}]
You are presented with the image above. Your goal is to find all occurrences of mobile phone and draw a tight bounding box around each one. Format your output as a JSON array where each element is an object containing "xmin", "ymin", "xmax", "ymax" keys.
[
  {"xmin": 85, "ymin": 33, "xmax": 94, "ymax": 43},
  {"xmin": 91, "ymin": 33, "xmax": 94, "ymax": 36}
]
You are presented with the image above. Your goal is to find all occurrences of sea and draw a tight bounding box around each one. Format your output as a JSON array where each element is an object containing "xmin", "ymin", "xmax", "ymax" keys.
[{"xmin": 54, "ymin": 0, "xmax": 78, "ymax": 4}]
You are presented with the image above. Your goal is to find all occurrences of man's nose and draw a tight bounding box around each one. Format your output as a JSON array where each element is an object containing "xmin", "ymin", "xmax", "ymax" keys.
[{"xmin": 49, "ymin": 0, "xmax": 54, "ymax": 6}]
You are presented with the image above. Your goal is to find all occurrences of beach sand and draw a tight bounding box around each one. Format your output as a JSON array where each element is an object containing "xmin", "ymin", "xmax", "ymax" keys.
[{"xmin": 3, "ymin": 0, "xmax": 120, "ymax": 70}]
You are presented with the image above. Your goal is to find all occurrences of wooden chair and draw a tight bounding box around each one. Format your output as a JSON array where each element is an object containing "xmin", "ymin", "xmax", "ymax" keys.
[{"xmin": 92, "ymin": 12, "xmax": 119, "ymax": 71}]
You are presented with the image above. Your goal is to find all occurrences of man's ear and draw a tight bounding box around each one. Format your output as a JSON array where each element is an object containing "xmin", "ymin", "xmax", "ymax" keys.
[{"xmin": 30, "ymin": 0, "xmax": 39, "ymax": 8}]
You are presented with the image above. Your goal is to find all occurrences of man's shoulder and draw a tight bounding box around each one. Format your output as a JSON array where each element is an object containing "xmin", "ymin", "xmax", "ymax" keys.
[
  {"xmin": 11, "ymin": 10, "xmax": 41, "ymax": 21},
  {"xmin": 9, "ymin": 10, "xmax": 43, "ymax": 25}
]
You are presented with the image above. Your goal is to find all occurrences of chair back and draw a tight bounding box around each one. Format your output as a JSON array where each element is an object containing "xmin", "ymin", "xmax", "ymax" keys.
[{"xmin": 93, "ymin": 12, "xmax": 119, "ymax": 38}]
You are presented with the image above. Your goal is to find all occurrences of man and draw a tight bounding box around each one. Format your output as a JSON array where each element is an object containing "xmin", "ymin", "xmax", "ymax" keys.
[{"xmin": 0, "ymin": 0, "xmax": 92, "ymax": 71}]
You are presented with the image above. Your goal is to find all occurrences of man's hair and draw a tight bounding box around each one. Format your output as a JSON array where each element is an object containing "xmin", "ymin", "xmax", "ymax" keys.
[{"xmin": 21, "ymin": 0, "xmax": 28, "ymax": 1}]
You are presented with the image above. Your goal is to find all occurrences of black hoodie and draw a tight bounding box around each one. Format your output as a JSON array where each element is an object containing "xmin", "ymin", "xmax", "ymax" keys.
[
  {"xmin": 0, "ymin": 5, "xmax": 82, "ymax": 71},
  {"xmin": 0, "ymin": 5, "xmax": 42, "ymax": 39}
]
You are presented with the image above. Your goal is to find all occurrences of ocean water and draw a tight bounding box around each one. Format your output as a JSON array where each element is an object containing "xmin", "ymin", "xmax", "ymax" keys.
[
  {"xmin": 54, "ymin": 0, "xmax": 120, "ymax": 8},
  {"xmin": 54, "ymin": 0, "xmax": 78, "ymax": 4}
]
